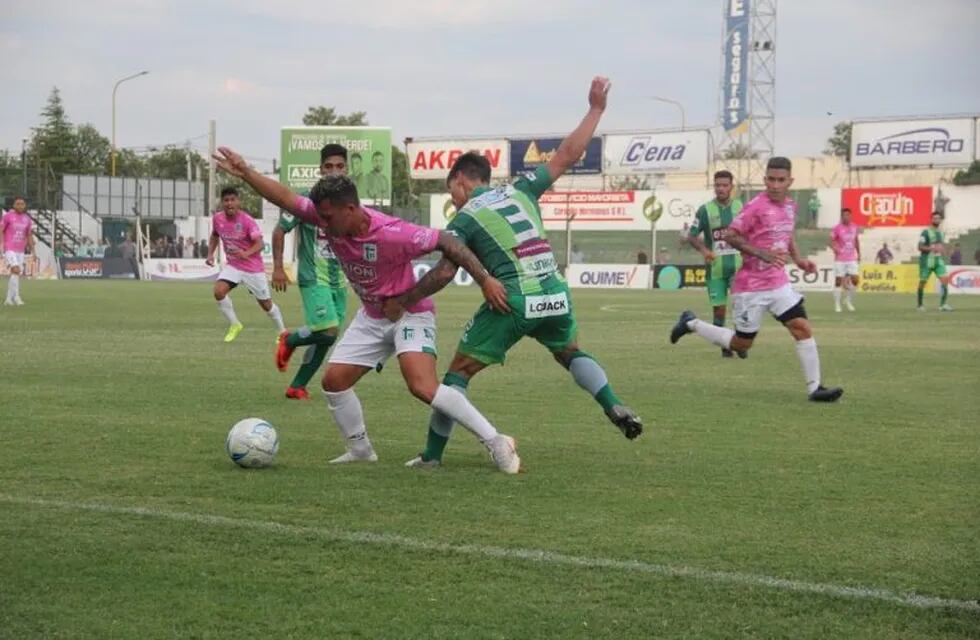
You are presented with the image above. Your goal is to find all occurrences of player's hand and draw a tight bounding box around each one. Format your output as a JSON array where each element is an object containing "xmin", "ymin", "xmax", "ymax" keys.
[
  {"xmin": 382, "ymin": 297, "xmax": 406, "ymax": 322},
  {"xmin": 588, "ymin": 76, "xmax": 611, "ymax": 112},
  {"xmin": 205, "ymin": 255, "xmax": 215, "ymax": 267},
  {"xmin": 213, "ymin": 147, "xmax": 249, "ymax": 178},
  {"xmin": 702, "ymin": 251, "xmax": 716, "ymax": 264},
  {"xmin": 272, "ymin": 267, "xmax": 289, "ymax": 292},
  {"xmin": 481, "ymin": 276, "xmax": 511, "ymax": 314},
  {"xmin": 799, "ymin": 260, "xmax": 817, "ymax": 274}
]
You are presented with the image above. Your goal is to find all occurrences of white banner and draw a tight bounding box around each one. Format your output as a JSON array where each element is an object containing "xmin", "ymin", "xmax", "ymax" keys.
[
  {"xmin": 430, "ymin": 189, "xmax": 711, "ymax": 232},
  {"xmin": 785, "ymin": 264, "xmax": 836, "ymax": 291},
  {"xmin": 566, "ymin": 264, "xmax": 649, "ymax": 289},
  {"xmin": 603, "ymin": 130, "xmax": 709, "ymax": 174},
  {"xmin": 408, "ymin": 139, "xmax": 509, "ymax": 179},
  {"xmin": 945, "ymin": 266, "xmax": 980, "ymax": 295},
  {"xmin": 850, "ymin": 118, "xmax": 975, "ymax": 168},
  {"xmin": 145, "ymin": 258, "xmax": 221, "ymax": 281}
]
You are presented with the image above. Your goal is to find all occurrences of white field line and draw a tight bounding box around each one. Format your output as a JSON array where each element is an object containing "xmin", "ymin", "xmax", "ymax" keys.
[{"xmin": 2, "ymin": 494, "xmax": 977, "ymax": 613}]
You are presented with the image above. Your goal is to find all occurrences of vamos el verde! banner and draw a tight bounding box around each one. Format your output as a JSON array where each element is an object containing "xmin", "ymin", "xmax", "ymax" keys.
[{"xmin": 280, "ymin": 126, "xmax": 392, "ymax": 205}]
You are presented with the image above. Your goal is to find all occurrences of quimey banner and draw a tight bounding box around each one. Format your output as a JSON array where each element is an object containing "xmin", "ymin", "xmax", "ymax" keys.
[
  {"xmin": 280, "ymin": 126, "xmax": 392, "ymax": 205},
  {"xmin": 59, "ymin": 257, "xmax": 139, "ymax": 280},
  {"xmin": 566, "ymin": 264, "xmax": 650, "ymax": 289}
]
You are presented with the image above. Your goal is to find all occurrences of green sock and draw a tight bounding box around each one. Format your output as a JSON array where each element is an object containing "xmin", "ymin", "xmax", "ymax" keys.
[
  {"xmin": 917, "ymin": 286, "xmax": 924, "ymax": 307},
  {"xmin": 290, "ymin": 342, "xmax": 330, "ymax": 389},
  {"xmin": 594, "ymin": 384, "xmax": 622, "ymax": 413},
  {"xmin": 712, "ymin": 316, "xmax": 725, "ymax": 328},
  {"xmin": 940, "ymin": 285, "xmax": 949, "ymax": 306},
  {"xmin": 422, "ymin": 372, "xmax": 469, "ymax": 462}
]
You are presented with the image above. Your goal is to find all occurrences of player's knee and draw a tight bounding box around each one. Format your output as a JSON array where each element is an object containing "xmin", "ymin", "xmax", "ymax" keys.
[
  {"xmin": 213, "ymin": 289, "xmax": 225, "ymax": 301},
  {"xmin": 731, "ymin": 335, "xmax": 754, "ymax": 351},
  {"xmin": 258, "ymin": 299, "xmax": 272, "ymax": 311},
  {"xmin": 321, "ymin": 369, "xmax": 351, "ymax": 393},
  {"xmin": 787, "ymin": 318, "xmax": 812, "ymax": 340},
  {"xmin": 406, "ymin": 378, "xmax": 438, "ymax": 404}
]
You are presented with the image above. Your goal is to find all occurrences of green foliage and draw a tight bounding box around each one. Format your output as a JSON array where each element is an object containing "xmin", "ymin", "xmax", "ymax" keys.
[
  {"xmin": 824, "ymin": 121, "xmax": 852, "ymax": 159},
  {"xmin": 951, "ymin": 160, "xmax": 980, "ymax": 186}
]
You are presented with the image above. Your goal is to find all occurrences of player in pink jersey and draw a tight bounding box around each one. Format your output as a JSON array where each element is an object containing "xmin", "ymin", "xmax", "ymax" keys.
[
  {"xmin": 670, "ymin": 157, "xmax": 843, "ymax": 402},
  {"xmin": 213, "ymin": 147, "xmax": 522, "ymax": 474},
  {"xmin": 1, "ymin": 197, "xmax": 35, "ymax": 306},
  {"xmin": 205, "ymin": 187, "xmax": 286, "ymax": 342},
  {"xmin": 830, "ymin": 208, "xmax": 861, "ymax": 312}
]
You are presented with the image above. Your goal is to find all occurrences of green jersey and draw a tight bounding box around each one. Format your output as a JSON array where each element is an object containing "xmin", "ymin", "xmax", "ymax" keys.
[
  {"xmin": 919, "ymin": 228, "xmax": 945, "ymax": 270},
  {"xmin": 688, "ymin": 199, "xmax": 743, "ymax": 279},
  {"xmin": 278, "ymin": 214, "xmax": 346, "ymax": 289},
  {"xmin": 447, "ymin": 166, "xmax": 563, "ymax": 295}
]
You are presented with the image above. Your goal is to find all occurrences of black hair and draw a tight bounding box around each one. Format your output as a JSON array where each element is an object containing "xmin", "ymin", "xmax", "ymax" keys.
[
  {"xmin": 320, "ymin": 143, "xmax": 348, "ymax": 164},
  {"xmin": 766, "ymin": 156, "xmax": 792, "ymax": 172},
  {"xmin": 309, "ymin": 175, "xmax": 360, "ymax": 208},
  {"xmin": 841, "ymin": 208, "xmax": 852, "ymax": 214},
  {"xmin": 220, "ymin": 186, "xmax": 239, "ymax": 198},
  {"xmin": 447, "ymin": 151, "xmax": 491, "ymax": 185},
  {"xmin": 713, "ymin": 170, "xmax": 734, "ymax": 182}
]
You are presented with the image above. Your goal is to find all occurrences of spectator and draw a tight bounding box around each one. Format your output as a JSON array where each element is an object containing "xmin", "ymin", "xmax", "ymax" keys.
[
  {"xmin": 93, "ymin": 238, "xmax": 108, "ymax": 258},
  {"xmin": 657, "ymin": 247, "xmax": 671, "ymax": 265},
  {"xmin": 198, "ymin": 239, "xmax": 208, "ymax": 260},
  {"xmin": 949, "ymin": 242, "xmax": 962, "ymax": 265},
  {"xmin": 121, "ymin": 236, "xmax": 137, "ymax": 261},
  {"xmin": 636, "ymin": 249, "xmax": 649, "ymax": 265},
  {"xmin": 165, "ymin": 236, "xmax": 179, "ymax": 258},
  {"xmin": 185, "ymin": 236, "xmax": 196, "ymax": 259},
  {"xmin": 807, "ymin": 192, "xmax": 821, "ymax": 228},
  {"xmin": 875, "ymin": 242, "xmax": 893, "ymax": 265},
  {"xmin": 570, "ymin": 245, "xmax": 585, "ymax": 264},
  {"xmin": 176, "ymin": 235, "xmax": 185, "ymax": 258}
]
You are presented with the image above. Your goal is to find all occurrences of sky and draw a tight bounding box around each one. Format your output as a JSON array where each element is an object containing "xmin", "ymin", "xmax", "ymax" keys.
[{"xmin": 2, "ymin": 0, "xmax": 978, "ymax": 172}]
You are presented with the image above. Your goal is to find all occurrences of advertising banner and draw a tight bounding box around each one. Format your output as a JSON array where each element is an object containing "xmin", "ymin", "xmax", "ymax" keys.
[
  {"xmin": 145, "ymin": 258, "xmax": 220, "ymax": 282},
  {"xmin": 653, "ymin": 265, "xmax": 707, "ymax": 290},
  {"xmin": 603, "ymin": 131, "xmax": 709, "ymax": 174},
  {"xmin": 566, "ymin": 264, "xmax": 649, "ymax": 289},
  {"xmin": 510, "ymin": 137, "xmax": 602, "ymax": 175},
  {"xmin": 429, "ymin": 189, "xmax": 711, "ymax": 232},
  {"xmin": 722, "ymin": 0, "xmax": 750, "ymax": 133},
  {"xmin": 785, "ymin": 264, "xmax": 835, "ymax": 291},
  {"xmin": 841, "ymin": 186, "xmax": 933, "ymax": 227},
  {"xmin": 59, "ymin": 257, "xmax": 139, "ymax": 280},
  {"xmin": 859, "ymin": 264, "xmax": 919, "ymax": 293},
  {"xmin": 280, "ymin": 126, "xmax": 392, "ymax": 205},
  {"xmin": 850, "ymin": 119, "xmax": 975, "ymax": 168},
  {"xmin": 945, "ymin": 266, "xmax": 980, "ymax": 295},
  {"xmin": 408, "ymin": 139, "xmax": 509, "ymax": 179}
]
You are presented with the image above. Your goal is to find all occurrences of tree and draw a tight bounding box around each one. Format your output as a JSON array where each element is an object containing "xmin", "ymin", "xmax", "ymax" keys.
[
  {"xmin": 301, "ymin": 107, "xmax": 368, "ymax": 127},
  {"xmin": 390, "ymin": 144, "xmax": 411, "ymax": 206},
  {"xmin": 73, "ymin": 124, "xmax": 111, "ymax": 175},
  {"xmin": 952, "ymin": 160, "xmax": 980, "ymax": 186},
  {"xmin": 824, "ymin": 121, "xmax": 852, "ymax": 159},
  {"xmin": 29, "ymin": 87, "xmax": 78, "ymax": 177},
  {"xmin": 143, "ymin": 146, "xmax": 208, "ymax": 181}
]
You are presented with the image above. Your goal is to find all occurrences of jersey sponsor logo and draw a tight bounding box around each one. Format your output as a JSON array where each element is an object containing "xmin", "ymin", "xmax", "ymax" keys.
[
  {"xmin": 343, "ymin": 262, "xmax": 377, "ymax": 282},
  {"xmin": 363, "ymin": 243, "xmax": 377, "ymax": 262},
  {"xmin": 524, "ymin": 292, "xmax": 569, "ymax": 319}
]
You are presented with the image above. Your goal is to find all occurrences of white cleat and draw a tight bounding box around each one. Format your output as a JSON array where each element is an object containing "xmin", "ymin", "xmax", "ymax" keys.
[
  {"xmin": 917, "ymin": 306, "xmax": 926, "ymax": 312},
  {"xmin": 486, "ymin": 435, "xmax": 521, "ymax": 475},
  {"xmin": 834, "ymin": 304, "xmax": 842, "ymax": 313},
  {"xmin": 2, "ymin": 299, "xmax": 12, "ymax": 306},
  {"xmin": 329, "ymin": 448, "xmax": 378, "ymax": 464},
  {"xmin": 405, "ymin": 454, "xmax": 441, "ymax": 469},
  {"xmin": 939, "ymin": 304, "xmax": 954, "ymax": 312},
  {"xmin": 845, "ymin": 301, "xmax": 855, "ymax": 312}
]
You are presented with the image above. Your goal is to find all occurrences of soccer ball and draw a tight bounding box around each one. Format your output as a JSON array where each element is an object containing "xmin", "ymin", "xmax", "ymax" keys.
[{"xmin": 226, "ymin": 418, "xmax": 279, "ymax": 468}]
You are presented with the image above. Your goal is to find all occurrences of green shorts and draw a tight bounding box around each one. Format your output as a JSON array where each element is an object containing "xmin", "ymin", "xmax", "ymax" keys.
[
  {"xmin": 707, "ymin": 275, "xmax": 733, "ymax": 307},
  {"xmin": 458, "ymin": 286, "xmax": 578, "ymax": 365},
  {"xmin": 301, "ymin": 284, "xmax": 347, "ymax": 331},
  {"xmin": 919, "ymin": 259, "xmax": 948, "ymax": 281}
]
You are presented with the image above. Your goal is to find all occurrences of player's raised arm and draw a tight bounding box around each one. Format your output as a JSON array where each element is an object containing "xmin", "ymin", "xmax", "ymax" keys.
[
  {"xmin": 544, "ymin": 76, "xmax": 609, "ymax": 183},
  {"xmin": 213, "ymin": 147, "xmax": 314, "ymax": 222}
]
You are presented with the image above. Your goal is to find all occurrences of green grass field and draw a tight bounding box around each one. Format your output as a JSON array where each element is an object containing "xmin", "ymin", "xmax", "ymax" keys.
[{"xmin": 1, "ymin": 281, "xmax": 978, "ymax": 639}]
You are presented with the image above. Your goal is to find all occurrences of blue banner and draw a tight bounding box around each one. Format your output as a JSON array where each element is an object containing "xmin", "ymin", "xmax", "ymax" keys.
[
  {"xmin": 509, "ymin": 137, "xmax": 603, "ymax": 175},
  {"xmin": 723, "ymin": 0, "xmax": 750, "ymax": 133}
]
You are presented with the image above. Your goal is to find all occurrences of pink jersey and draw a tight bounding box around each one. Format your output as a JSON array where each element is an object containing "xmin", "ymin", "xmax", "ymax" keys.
[
  {"xmin": 831, "ymin": 223, "xmax": 859, "ymax": 262},
  {"xmin": 292, "ymin": 197, "xmax": 439, "ymax": 319},
  {"xmin": 728, "ymin": 193, "xmax": 797, "ymax": 293},
  {"xmin": 1, "ymin": 211, "xmax": 33, "ymax": 253},
  {"xmin": 212, "ymin": 210, "xmax": 264, "ymax": 273}
]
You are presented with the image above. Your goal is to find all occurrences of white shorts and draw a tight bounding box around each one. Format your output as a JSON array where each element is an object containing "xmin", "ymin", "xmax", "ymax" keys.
[
  {"xmin": 218, "ymin": 265, "xmax": 271, "ymax": 300},
  {"xmin": 732, "ymin": 283, "xmax": 804, "ymax": 335},
  {"xmin": 328, "ymin": 308, "xmax": 437, "ymax": 369},
  {"xmin": 4, "ymin": 251, "xmax": 25, "ymax": 269},
  {"xmin": 834, "ymin": 261, "xmax": 860, "ymax": 278}
]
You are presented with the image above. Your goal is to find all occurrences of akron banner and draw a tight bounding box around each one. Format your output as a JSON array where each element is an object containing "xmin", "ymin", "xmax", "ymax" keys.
[{"xmin": 407, "ymin": 139, "xmax": 509, "ymax": 179}]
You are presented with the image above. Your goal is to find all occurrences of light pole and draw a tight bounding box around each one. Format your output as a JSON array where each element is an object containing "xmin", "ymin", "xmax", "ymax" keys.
[
  {"xmin": 646, "ymin": 96, "xmax": 686, "ymax": 131},
  {"xmin": 111, "ymin": 71, "xmax": 149, "ymax": 176},
  {"xmin": 21, "ymin": 137, "xmax": 28, "ymax": 197}
]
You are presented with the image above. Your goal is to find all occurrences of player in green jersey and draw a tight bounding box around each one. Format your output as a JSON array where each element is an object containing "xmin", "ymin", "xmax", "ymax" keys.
[
  {"xmin": 383, "ymin": 77, "xmax": 642, "ymax": 469},
  {"xmin": 686, "ymin": 170, "xmax": 745, "ymax": 359},
  {"xmin": 272, "ymin": 143, "xmax": 350, "ymax": 399},
  {"xmin": 917, "ymin": 211, "xmax": 953, "ymax": 312}
]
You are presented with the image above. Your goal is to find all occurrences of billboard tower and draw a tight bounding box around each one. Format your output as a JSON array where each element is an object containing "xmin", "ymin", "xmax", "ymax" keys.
[{"xmin": 720, "ymin": 0, "xmax": 777, "ymax": 189}]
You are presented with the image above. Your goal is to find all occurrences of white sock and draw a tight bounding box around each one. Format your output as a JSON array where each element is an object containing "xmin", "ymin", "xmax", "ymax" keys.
[
  {"xmin": 844, "ymin": 283, "xmax": 854, "ymax": 305},
  {"xmin": 217, "ymin": 296, "xmax": 239, "ymax": 325},
  {"xmin": 687, "ymin": 318, "xmax": 734, "ymax": 349},
  {"xmin": 8, "ymin": 274, "xmax": 19, "ymax": 300},
  {"xmin": 323, "ymin": 388, "xmax": 373, "ymax": 452},
  {"xmin": 795, "ymin": 338, "xmax": 821, "ymax": 394},
  {"xmin": 430, "ymin": 384, "xmax": 498, "ymax": 443},
  {"xmin": 266, "ymin": 303, "xmax": 285, "ymax": 332},
  {"xmin": 833, "ymin": 288, "xmax": 842, "ymax": 306}
]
